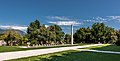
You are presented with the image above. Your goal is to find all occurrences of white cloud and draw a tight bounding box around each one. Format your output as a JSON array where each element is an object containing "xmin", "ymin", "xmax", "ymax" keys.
[
  {"xmin": 0, "ymin": 25, "xmax": 28, "ymax": 32},
  {"xmin": 107, "ymin": 16, "xmax": 120, "ymax": 23},
  {"xmin": 47, "ymin": 16, "xmax": 81, "ymax": 26},
  {"xmin": 94, "ymin": 17, "xmax": 107, "ymax": 23},
  {"xmin": 85, "ymin": 20, "xmax": 96, "ymax": 22},
  {"xmin": 84, "ymin": 20, "xmax": 107, "ymax": 23},
  {"xmin": 84, "ymin": 17, "xmax": 107, "ymax": 23},
  {"xmin": 96, "ymin": 17, "xmax": 106, "ymax": 21},
  {"xmin": 45, "ymin": 25, "xmax": 49, "ymax": 28},
  {"xmin": 107, "ymin": 16, "xmax": 120, "ymax": 20},
  {"xmin": 49, "ymin": 21, "xmax": 81, "ymax": 25},
  {"xmin": 47, "ymin": 16, "xmax": 71, "ymax": 20},
  {"xmin": 83, "ymin": 17, "xmax": 107, "ymax": 24}
]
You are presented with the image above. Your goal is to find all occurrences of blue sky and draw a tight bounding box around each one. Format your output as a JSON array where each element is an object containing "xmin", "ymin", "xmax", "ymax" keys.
[{"xmin": 0, "ymin": 0, "xmax": 120, "ymax": 33}]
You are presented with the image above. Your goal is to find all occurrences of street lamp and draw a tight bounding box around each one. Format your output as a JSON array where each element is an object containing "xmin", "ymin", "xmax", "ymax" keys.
[{"xmin": 71, "ymin": 24, "xmax": 73, "ymax": 45}]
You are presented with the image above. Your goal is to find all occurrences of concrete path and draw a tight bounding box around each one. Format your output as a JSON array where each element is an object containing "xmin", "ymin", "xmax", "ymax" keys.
[
  {"xmin": 85, "ymin": 50, "xmax": 120, "ymax": 54},
  {"xmin": 0, "ymin": 44, "xmax": 103, "ymax": 61}
]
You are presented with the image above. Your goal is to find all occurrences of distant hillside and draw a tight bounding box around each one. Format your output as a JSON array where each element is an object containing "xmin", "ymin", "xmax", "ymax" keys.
[
  {"xmin": 0, "ymin": 29, "xmax": 26, "ymax": 36},
  {"xmin": 0, "ymin": 29, "xmax": 5, "ymax": 33}
]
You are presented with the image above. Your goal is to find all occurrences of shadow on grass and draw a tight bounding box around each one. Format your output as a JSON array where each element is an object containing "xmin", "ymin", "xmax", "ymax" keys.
[{"xmin": 38, "ymin": 51, "xmax": 120, "ymax": 61}]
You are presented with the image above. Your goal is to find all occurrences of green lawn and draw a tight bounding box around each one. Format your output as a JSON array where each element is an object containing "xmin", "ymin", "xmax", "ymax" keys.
[
  {"xmin": 85, "ymin": 44, "xmax": 120, "ymax": 52},
  {"xmin": 0, "ymin": 43, "xmax": 86, "ymax": 53},
  {"xmin": 6, "ymin": 50, "xmax": 120, "ymax": 61}
]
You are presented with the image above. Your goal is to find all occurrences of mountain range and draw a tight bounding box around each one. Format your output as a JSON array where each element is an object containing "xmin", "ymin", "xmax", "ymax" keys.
[{"xmin": 0, "ymin": 28, "xmax": 26, "ymax": 36}]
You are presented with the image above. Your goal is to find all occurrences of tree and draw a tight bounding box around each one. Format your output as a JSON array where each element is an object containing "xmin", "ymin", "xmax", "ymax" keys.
[
  {"xmin": 74, "ymin": 23, "xmax": 118, "ymax": 44},
  {"xmin": 37, "ymin": 24, "xmax": 47, "ymax": 44},
  {"xmin": 91, "ymin": 23, "xmax": 117, "ymax": 43},
  {"xmin": 115, "ymin": 30, "xmax": 120, "ymax": 46},
  {"xmin": 48, "ymin": 25, "xmax": 65, "ymax": 44},
  {"xmin": 74, "ymin": 27, "xmax": 92, "ymax": 43},
  {"xmin": 27, "ymin": 20, "xmax": 40, "ymax": 45},
  {"xmin": 22, "ymin": 34, "xmax": 29, "ymax": 45},
  {"xmin": 0, "ymin": 33, "xmax": 4, "ymax": 40},
  {"xmin": 91, "ymin": 23, "xmax": 106, "ymax": 43},
  {"xmin": 64, "ymin": 34, "xmax": 71, "ymax": 44},
  {"xmin": 3, "ymin": 29, "xmax": 22, "ymax": 46},
  {"xmin": 105, "ymin": 27, "xmax": 117, "ymax": 43},
  {"xmin": 27, "ymin": 20, "xmax": 40, "ymax": 34}
]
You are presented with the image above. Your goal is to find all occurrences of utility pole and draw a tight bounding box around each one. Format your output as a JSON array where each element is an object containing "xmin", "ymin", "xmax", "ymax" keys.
[{"xmin": 71, "ymin": 25, "xmax": 73, "ymax": 45}]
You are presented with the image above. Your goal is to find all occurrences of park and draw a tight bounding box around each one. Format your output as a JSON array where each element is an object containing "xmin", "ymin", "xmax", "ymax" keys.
[
  {"xmin": 0, "ymin": 20, "xmax": 120, "ymax": 61},
  {"xmin": 0, "ymin": 0, "xmax": 120, "ymax": 61}
]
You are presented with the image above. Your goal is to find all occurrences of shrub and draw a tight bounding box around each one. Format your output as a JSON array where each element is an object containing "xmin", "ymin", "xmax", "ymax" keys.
[{"xmin": 115, "ymin": 40, "xmax": 120, "ymax": 46}]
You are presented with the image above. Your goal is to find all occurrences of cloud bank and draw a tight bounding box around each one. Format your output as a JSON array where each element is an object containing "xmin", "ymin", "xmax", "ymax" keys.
[
  {"xmin": 47, "ymin": 16, "xmax": 120, "ymax": 34},
  {"xmin": 47, "ymin": 16, "xmax": 71, "ymax": 20},
  {"xmin": 84, "ymin": 17, "xmax": 107, "ymax": 23},
  {"xmin": 108, "ymin": 16, "xmax": 120, "ymax": 20},
  {"xmin": 47, "ymin": 16, "xmax": 109, "ymax": 26},
  {"xmin": 107, "ymin": 16, "xmax": 120, "ymax": 23},
  {"xmin": 49, "ymin": 21, "xmax": 81, "ymax": 25},
  {"xmin": 0, "ymin": 25, "xmax": 28, "ymax": 32},
  {"xmin": 47, "ymin": 16, "xmax": 81, "ymax": 26}
]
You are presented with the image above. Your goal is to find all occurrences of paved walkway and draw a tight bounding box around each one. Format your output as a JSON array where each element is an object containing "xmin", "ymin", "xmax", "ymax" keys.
[
  {"xmin": 85, "ymin": 50, "xmax": 120, "ymax": 54},
  {"xmin": 0, "ymin": 44, "xmax": 103, "ymax": 61}
]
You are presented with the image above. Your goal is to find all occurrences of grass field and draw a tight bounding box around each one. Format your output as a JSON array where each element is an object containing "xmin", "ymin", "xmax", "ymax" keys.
[
  {"xmin": 6, "ymin": 44, "xmax": 120, "ymax": 61},
  {"xmin": 6, "ymin": 50, "xmax": 120, "ymax": 61},
  {"xmin": 0, "ymin": 43, "xmax": 87, "ymax": 53},
  {"xmin": 85, "ymin": 44, "xmax": 120, "ymax": 52}
]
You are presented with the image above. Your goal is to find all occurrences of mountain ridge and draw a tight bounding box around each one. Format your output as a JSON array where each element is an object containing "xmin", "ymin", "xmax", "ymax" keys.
[{"xmin": 0, "ymin": 28, "xmax": 26, "ymax": 36}]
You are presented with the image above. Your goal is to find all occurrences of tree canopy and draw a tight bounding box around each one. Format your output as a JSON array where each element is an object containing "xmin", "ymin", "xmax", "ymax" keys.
[
  {"xmin": 74, "ymin": 23, "xmax": 118, "ymax": 44},
  {"xmin": 0, "ymin": 20, "xmax": 120, "ymax": 46},
  {"xmin": 26, "ymin": 20, "xmax": 65, "ymax": 45}
]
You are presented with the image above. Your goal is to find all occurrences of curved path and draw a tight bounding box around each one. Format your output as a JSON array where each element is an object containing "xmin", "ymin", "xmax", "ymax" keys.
[
  {"xmin": 0, "ymin": 44, "xmax": 103, "ymax": 61},
  {"xmin": 85, "ymin": 50, "xmax": 120, "ymax": 54}
]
